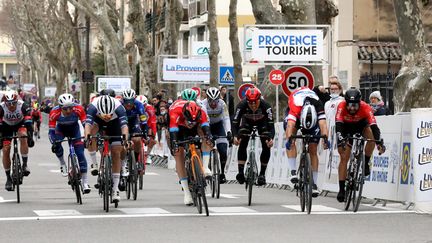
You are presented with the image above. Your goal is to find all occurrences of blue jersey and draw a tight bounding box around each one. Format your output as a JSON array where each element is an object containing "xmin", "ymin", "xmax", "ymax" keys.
[
  {"xmin": 123, "ymin": 99, "xmax": 148, "ymax": 127},
  {"xmin": 86, "ymin": 97, "xmax": 128, "ymax": 128}
]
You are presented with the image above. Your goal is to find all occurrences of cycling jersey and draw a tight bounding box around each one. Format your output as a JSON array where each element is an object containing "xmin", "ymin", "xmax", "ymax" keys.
[
  {"xmin": 86, "ymin": 96, "xmax": 128, "ymax": 128},
  {"xmin": 232, "ymin": 99, "xmax": 275, "ymax": 138},
  {"xmin": 201, "ymin": 99, "xmax": 231, "ymax": 132},
  {"xmin": 122, "ymin": 99, "xmax": 148, "ymax": 129},
  {"xmin": 0, "ymin": 100, "xmax": 32, "ymax": 126},
  {"xmin": 49, "ymin": 104, "xmax": 86, "ymax": 129},
  {"xmin": 287, "ymin": 87, "xmax": 325, "ymax": 123},
  {"xmin": 144, "ymin": 103, "xmax": 157, "ymax": 134},
  {"xmin": 168, "ymin": 100, "xmax": 209, "ymax": 132},
  {"xmin": 31, "ymin": 109, "xmax": 42, "ymax": 122}
]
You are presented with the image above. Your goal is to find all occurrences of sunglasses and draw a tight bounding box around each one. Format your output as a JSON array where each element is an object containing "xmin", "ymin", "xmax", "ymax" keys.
[
  {"xmin": 247, "ymin": 100, "xmax": 258, "ymax": 105},
  {"xmin": 6, "ymin": 101, "xmax": 17, "ymax": 106},
  {"xmin": 347, "ymin": 103, "xmax": 360, "ymax": 109},
  {"xmin": 61, "ymin": 106, "xmax": 73, "ymax": 111},
  {"xmin": 100, "ymin": 114, "xmax": 113, "ymax": 120}
]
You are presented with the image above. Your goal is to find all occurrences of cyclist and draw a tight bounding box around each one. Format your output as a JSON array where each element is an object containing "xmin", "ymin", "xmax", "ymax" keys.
[
  {"xmin": 31, "ymin": 103, "xmax": 42, "ymax": 139},
  {"xmin": 136, "ymin": 95, "xmax": 157, "ymax": 164},
  {"xmin": 84, "ymin": 95, "xmax": 129, "ymax": 203},
  {"xmin": 0, "ymin": 91, "xmax": 34, "ymax": 191},
  {"xmin": 169, "ymin": 101, "xmax": 213, "ymax": 205},
  {"xmin": 285, "ymin": 87, "xmax": 328, "ymax": 197},
  {"xmin": 201, "ymin": 87, "xmax": 231, "ymax": 184},
  {"xmin": 232, "ymin": 87, "xmax": 274, "ymax": 186},
  {"xmin": 121, "ymin": 89, "xmax": 148, "ymax": 176},
  {"xmin": 48, "ymin": 94, "xmax": 91, "ymax": 193},
  {"xmin": 335, "ymin": 88, "xmax": 385, "ymax": 202},
  {"xmin": 99, "ymin": 88, "xmax": 116, "ymax": 97},
  {"xmin": 181, "ymin": 88, "xmax": 203, "ymax": 107}
]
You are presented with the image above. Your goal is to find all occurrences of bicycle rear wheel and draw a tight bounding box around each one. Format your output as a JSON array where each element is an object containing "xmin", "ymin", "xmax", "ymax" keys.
[
  {"xmin": 352, "ymin": 154, "xmax": 365, "ymax": 212},
  {"xmin": 304, "ymin": 154, "xmax": 313, "ymax": 214},
  {"xmin": 194, "ymin": 157, "xmax": 208, "ymax": 216},
  {"xmin": 12, "ymin": 153, "xmax": 21, "ymax": 203}
]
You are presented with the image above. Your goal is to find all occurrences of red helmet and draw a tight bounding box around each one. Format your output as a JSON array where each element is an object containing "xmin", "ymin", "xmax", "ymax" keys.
[
  {"xmin": 245, "ymin": 87, "xmax": 261, "ymax": 102},
  {"xmin": 182, "ymin": 101, "xmax": 202, "ymax": 122}
]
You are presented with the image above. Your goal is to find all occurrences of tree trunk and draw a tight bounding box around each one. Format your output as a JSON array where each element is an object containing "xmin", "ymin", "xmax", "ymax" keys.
[
  {"xmin": 229, "ymin": 0, "xmax": 243, "ymax": 105},
  {"xmin": 207, "ymin": 0, "xmax": 220, "ymax": 87},
  {"xmin": 392, "ymin": 0, "xmax": 432, "ymax": 112}
]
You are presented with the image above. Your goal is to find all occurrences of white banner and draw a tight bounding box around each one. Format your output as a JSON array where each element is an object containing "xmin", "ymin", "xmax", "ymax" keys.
[
  {"xmin": 162, "ymin": 58, "xmax": 210, "ymax": 83},
  {"xmin": 411, "ymin": 108, "xmax": 432, "ymax": 213},
  {"xmin": 251, "ymin": 29, "xmax": 324, "ymax": 62},
  {"xmin": 191, "ymin": 42, "xmax": 210, "ymax": 56},
  {"xmin": 23, "ymin": 83, "xmax": 35, "ymax": 92},
  {"xmin": 44, "ymin": 87, "xmax": 57, "ymax": 97},
  {"xmin": 96, "ymin": 76, "xmax": 131, "ymax": 93}
]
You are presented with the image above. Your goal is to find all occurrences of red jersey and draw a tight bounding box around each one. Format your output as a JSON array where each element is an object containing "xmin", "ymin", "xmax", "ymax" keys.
[
  {"xmin": 144, "ymin": 103, "xmax": 157, "ymax": 133},
  {"xmin": 31, "ymin": 109, "xmax": 42, "ymax": 122},
  {"xmin": 335, "ymin": 100, "xmax": 377, "ymax": 125},
  {"xmin": 287, "ymin": 87, "xmax": 325, "ymax": 122},
  {"xmin": 48, "ymin": 104, "xmax": 86, "ymax": 129},
  {"xmin": 168, "ymin": 100, "xmax": 209, "ymax": 132}
]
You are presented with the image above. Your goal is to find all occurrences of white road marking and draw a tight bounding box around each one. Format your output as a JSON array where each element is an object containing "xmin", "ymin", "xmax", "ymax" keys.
[
  {"xmin": 282, "ymin": 205, "xmax": 341, "ymax": 212},
  {"xmin": 205, "ymin": 193, "xmax": 241, "ymax": 199},
  {"xmin": 116, "ymin": 208, "xmax": 170, "ymax": 214},
  {"xmin": 49, "ymin": 170, "xmax": 61, "ymax": 173},
  {"xmin": 34, "ymin": 210, "xmax": 82, "ymax": 217},
  {"xmin": 0, "ymin": 210, "xmax": 415, "ymax": 221},
  {"xmin": 208, "ymin": 207, "xmax": 257, "ymax": 213},
  {"xmin": 0, "ymin": 196, "xmax": 16, "ymax": 203},
  {"xmin": 145, "ymin": 172, "xmax": 159, "ymax": 176},
  {"xmin": 38, "ymin": 163, "xmax": 58, "ymax": 167},
  {"xmin": 363, "ymin": 203, "xmax": 411, "ymax": 211}
]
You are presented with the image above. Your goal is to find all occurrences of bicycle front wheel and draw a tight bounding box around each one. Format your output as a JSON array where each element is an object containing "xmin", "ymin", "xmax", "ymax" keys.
[
  {"xmin": 352, "ymin": 154, "xmax": 365, "ymax": 212},
  {"xmin": 129, "ymin": 152, "xmax": 138, "ymax": 200},
  {"xmin": 247, "ymin": 154, "xmax": 256, "ymax": 206},
  {"xmin": 304, "ymin": 154, "xmax": 313, "ymax": 214},
  {"xmin": 193, "ymin": 156, "xmax": 209, "ymax": 216},
  {"xmin": 344, "ymin": 158, "xmax": 355, "ymax": 211},
  {"xmin": 210, "ymin": 150, "xmax": 221, "ymax": 199},
  {"xmin": 71, "ymin": 155, "xmax": 82, "ymax": 205},
  {"xmin": 104, "ymin": 156, "xmax": 111, "ymax": 212},
  {"xmin": 12, "ymin": 153, "xmax": 21, "ymax": 203}
]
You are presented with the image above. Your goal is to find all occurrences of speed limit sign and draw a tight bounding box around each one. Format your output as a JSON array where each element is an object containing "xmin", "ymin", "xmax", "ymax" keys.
[
  {"xmin": 281, "ymin": 66, "xmax": 314, "ymax": 97},
  {"xmin": 268, "ymin": 69, "xmax": 285, "ymax": 85}
]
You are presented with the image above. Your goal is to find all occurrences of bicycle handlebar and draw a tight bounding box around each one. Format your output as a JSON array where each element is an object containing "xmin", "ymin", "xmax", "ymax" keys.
[
  {"xmin": 175, "ymin": 136, "xmax": 204, "ymax": 145},
  {"xmin": 54, "ymin": 137, "xmax": 84, "ymax": 143},
  {"xmin": 1, "ymin": 135, "xmax": 29, "ymax": 139},
  {"xmin": 290, "ymin": 134, "xmax": 327, "ymax": 140}
]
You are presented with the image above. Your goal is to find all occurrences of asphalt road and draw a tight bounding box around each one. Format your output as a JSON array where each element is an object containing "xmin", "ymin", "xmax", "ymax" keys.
[{"xmin": 0, "ymin": 129, "xmax": 431, "ymax": 243}]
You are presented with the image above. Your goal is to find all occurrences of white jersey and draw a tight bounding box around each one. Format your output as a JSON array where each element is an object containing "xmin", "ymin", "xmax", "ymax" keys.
[
  {"xmin": 201, "ymin": 99, "xmax": 231, "ymax": 132},
  {"xmin": 325, "ymin": 96, "xmax": 344, "ymax": 146},
  {"xmin": 89, "ymin": 96, "xmax": 123, "ymax": 121},
  {"xmin": 0, "ymin": 100, "xmax": 26, "ymax": 126}
]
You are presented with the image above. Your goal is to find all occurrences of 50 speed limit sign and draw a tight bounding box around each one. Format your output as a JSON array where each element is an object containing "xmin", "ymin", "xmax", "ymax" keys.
[{"xmin": 281, "ymin": 66, "xmax": 314, "ymax": 97}]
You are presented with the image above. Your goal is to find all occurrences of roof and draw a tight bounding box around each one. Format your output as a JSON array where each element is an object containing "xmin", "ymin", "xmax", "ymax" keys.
[{"xmin": 357, "ymin": 43, "xmax": 402, "ymax": 61}]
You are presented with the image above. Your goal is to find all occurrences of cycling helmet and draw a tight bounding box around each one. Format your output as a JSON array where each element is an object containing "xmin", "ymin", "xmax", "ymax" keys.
[
  {"xmin": 97, "ymin": 95, "xmax": 116, "ymax": 115},
  {"xmin": 3, "ymin": 91, "xmax": 18, "ymax": 102},
  {"xmin": 206, "ymin": 87, "xmax": 220, "ymax": 101},
  {"xmin": 122, "ymin": 89, "xmax": 136, "ymax": 100},
  {"xmin": 181, "ymin": 88, "xmax": 198, "ymax": 101},
  {"xmin": 99, "ymin": 88, "xmax": 116, "ymax": 97},
  {"xmin": 182, "ymin": 101, "xmax": 202, "ymax": 122},
  {"xmin": 33, "ymin": 103, "xmax": 39, "ymax": 109},
  {"xmin": 58, "ymin": 93, "xmax": 75, "ymax": 107},
  {"xmin": 136, "ymin": 95, "xmax": 148, "ymax": 104},
  {"xmin": 300, "ymin": 102, "xmax": 318, "ymax": 130},
  {"xmin": 245, "ymin": 87, "xmax": 261, "ymax": 102},
  {"xmin": 344, "ymin": 88, "xmax": 362, "ymax": 104}
]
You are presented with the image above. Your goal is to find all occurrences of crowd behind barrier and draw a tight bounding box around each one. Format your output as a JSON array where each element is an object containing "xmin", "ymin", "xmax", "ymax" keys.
[{"xmin": 41, "ymin": 109, "xmax": 432, "ymax": 214}]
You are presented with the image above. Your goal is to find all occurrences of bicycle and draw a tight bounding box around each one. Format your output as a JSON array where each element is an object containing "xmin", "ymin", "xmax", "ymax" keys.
[
  {"xmin": 343, "ymin": 134, "xmax": 384, "ymax": 212},
  {"xmin": 176, "ymin": 136, "xmax": 209, "ymax": 216},
  {"xmin": 208, "ymin": 135, "xmax": 228, "ymax": 199},
  {"xmin": 124, "ymin": 134, "xmax": 146, "ymax": 200},
  {"xmin": 33, "ymin": 121, "xmax": 40, "ymax": 141},
  {"xmin": 289, "ymin": 134, "xmax": 327, "ymax": 214},
  {"xmin": 2, "ymin": 132, "xmax": 27, "ymax": 203},
  {"xmin": 54, "ymin": 137, "xmax": 84, "ymax": 204},
  {"xmin": 92, "ymin": 134, "xmax": 123, "ymax": 212},
  {"xmin": 138, "ymin": 137, "xmax": 148, "ymax": 190}
]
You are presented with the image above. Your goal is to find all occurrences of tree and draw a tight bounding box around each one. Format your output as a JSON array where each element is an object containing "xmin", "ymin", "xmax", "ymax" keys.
[
  {"xmin": 392, "ymin": 0, "xmax": 432, "ymax": 111},
  {"xmin": 208, "ymin": 0, "xmax": 220, "ymax": 87},
  {"xmin": 228, "ymin": 0, "xmax": 243, "ymax": 104}
]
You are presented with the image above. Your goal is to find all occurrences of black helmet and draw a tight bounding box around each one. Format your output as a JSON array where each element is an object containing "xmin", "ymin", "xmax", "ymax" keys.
[
  {"xmin": 344, "ymin": 88, "xmax": 361, "ymax": 104},
  {"xmin": 100, "ymin": 89, "xmax": 115, "ymax": 97}
]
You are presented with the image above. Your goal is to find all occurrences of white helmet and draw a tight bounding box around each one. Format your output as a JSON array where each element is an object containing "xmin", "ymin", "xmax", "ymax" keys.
[
  {"xmin": 122, "ymin": 89, "xmax": 136, "ymax": 100},
  {"xmin": 206, "ymin": 87, "xmax": 220, "ymax": 101},
  {"xmin": 97, "ymin": 95, "xmax": 116, "ymax": 115},
  {"xmin": 58, "ymin": 93, "xmax": 75, "ymax": 107},
  {"xmin": 136, "ymin": 95, "xmax": 148, "ymax": 104},
  {"xmin": 300, "ymin": 101, "xmax": 318, "ymax": 130},
  {"xmin": 3, "ymin": 91, "xmax": 18, "ymax": 102}
]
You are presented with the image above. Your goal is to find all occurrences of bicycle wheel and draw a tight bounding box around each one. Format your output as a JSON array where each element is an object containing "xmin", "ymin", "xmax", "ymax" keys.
[
  {"xmin": 70, "ymin": 155, "xmax": 82, "ymax": 205},
  {"xmin": 12, "ymin": 153, "xmax": 21, "ymax": 203},
  {"xmin": 213, "ymin": 151, "xmax": 221, "ymax": 199},
  {"xmin": 304, "ymin": 154, "xmax": 313, "ymax": 214},
  {"xmin": 299, "ymin": 164, "xmax": 305, "ymax": 212},
  {"xmin": 353, "ymin": 153, "xmax": 365, "ymax": 212},
  {"xmin": 344, "ymin": 157, "xmax": 355, "ymax": 211},
  {"xmin": 129, "ymin": 152, "xmax": 138, "ymax": 200},
  {"xmin": 193, "ymin": 156, "xmax": 209, "ymax": 216},
  {"xmin": 104, "ymin": 156, "xmax": 111, "ymax": 212},
  {"xmin": 138, "ymin": 146, "xmax": 146, "ymax": 190},
  {"xmin": 247, "ymin": 154, "xmax": 256, "ymax": 206}
]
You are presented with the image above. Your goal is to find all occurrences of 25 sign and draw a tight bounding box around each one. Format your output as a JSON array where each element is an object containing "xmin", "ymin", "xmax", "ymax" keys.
[{"xmin": 268, "ymin": 69, "xmax": 285, "ymax": 85}]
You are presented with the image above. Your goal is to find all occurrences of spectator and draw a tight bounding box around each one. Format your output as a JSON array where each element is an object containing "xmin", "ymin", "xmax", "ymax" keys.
[
  {"xmin": 0, "ymin": 76, "xmax": 6, "ymax": 90},
  {"xmin": 156, "ymin": 103, "xmax": 169, "ymax": 142},
  {"xmin": 220, "ymin": 85, "xmax": 234, "ymax": 121},
  {"xmin": 369, "ymin": 91, "xmax": 388, "ymax": 116},
  {"xmin": 313, "ymin": 85, "xmax": 331, "ymax": 104},
  {"xmin": 201, "ymin": 88, "xmax": 207, "ymax": 100}
]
